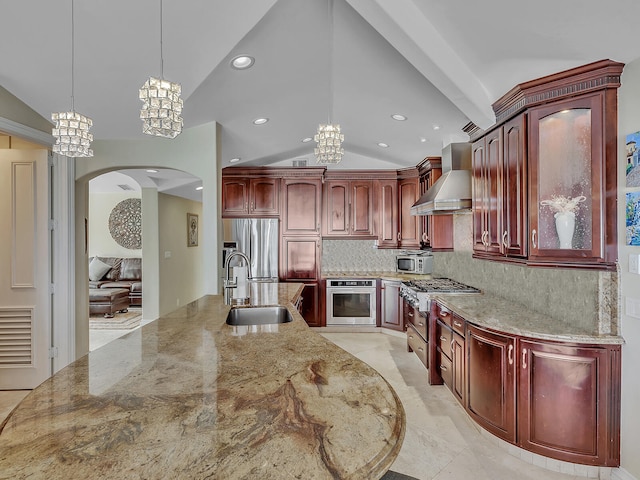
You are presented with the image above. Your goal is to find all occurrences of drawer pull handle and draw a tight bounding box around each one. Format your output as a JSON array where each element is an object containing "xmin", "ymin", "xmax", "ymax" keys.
[
  {"xmin": 408, "ymin": 312, "xmax": 414, "ymax": 317},
  {"xmin": 440, "ymin": 336, "xmax": 447, "ymax": 341},
  {"xmin": 418, "ymin": 322, "xmax": 424, "ymax": 327},
  {"xmin": 531, "ymin": 230, "xmax": 537, "ymax": 249},
  {"xmin": 522, "ymin": 348, "xmax": 527, "ymax": 369},
  {"xmin": 450, "ymin": 339, "xmax": 455, "ymax": 352},
  {"xmin": 418, "ymin": 347, "xmax": 424, "ymax": 352},
  {"xmin": 453, "ymin": 321, "xmax": 463, "ymax": 328},
  {"xmin": 508, "ymin": 344, "xmax": 513, "ymax": 365},
  {"xmin": 502, "ymin": 230, "xmax": 508, "ymax": 248},
  {"xmin": 408, "ymin": 335, "xmax": 414, "ymax": 340},
  {"xmin": 440, "ymin": 365, "xmax": 448, "ymax": 371}
]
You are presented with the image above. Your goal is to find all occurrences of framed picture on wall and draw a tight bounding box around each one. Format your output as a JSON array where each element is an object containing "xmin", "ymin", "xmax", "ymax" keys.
[{"xmin": 187, "ymin": 213, "xmax": 198, "ymax": 247}]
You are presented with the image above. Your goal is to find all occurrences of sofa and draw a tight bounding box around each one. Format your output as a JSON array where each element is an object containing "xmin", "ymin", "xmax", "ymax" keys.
[{"xmin": 88, "ymin": 256, "xmax": 142, "ymax": 307}]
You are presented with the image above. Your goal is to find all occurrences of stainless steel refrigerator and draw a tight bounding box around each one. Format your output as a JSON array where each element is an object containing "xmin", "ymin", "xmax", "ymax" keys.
[{"xmin": 223, "ymin": 218, "xmax": 279, "ymax": 281}]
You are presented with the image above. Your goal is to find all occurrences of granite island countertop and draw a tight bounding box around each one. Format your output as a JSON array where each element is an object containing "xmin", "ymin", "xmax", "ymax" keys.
[
  {"xmin": 433, "ymin": 292, "xmax": 624, "ymax": 345},
  {"xmin": 0, "ymin": 283, "xmax": 405, "ymax": 479}
]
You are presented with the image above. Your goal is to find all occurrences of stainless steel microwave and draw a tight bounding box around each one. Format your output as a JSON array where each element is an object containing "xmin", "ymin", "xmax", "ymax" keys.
[{"xmin": 396, "ymin": 254, "xmax": 433, "ymax": 274}]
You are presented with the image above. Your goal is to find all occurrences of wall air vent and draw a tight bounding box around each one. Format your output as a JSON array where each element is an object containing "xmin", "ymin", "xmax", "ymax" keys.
[
  {"xmin": 118, "ymin": 184, "xmax": 135, "ymax": 191},
  {"xmin": 292, "ymin": 158, "xmax": 308, "ymax": 167}
]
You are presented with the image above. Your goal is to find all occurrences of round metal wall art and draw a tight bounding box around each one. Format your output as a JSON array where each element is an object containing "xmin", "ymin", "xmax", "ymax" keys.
[{"xmin": 109, "ymin": 198, "xmax": 142, "ymax": 249}]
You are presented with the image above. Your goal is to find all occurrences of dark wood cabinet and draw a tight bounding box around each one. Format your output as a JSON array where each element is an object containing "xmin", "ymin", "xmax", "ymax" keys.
[
  {"xmin": 473, "ymin": 115, "xmax": 527, "ymax": 258},
  {"xmin": 281, "ymin": 177, "xmax": 322, "ymax": 235},
  {"xmin": 467, "ymin": 324, "xmax": 517, "ymax": 443},
  {"xmin": 417, "ymin": 157, "xmax": 453, "ymax": 251},
  {"xmin": 295, "ymin": 281, "xmax": 321, "ymax": 327},
  {"xmin": 528, "ymin": 93, "xmax": 615, "ymax": 267},
  {"xmin": 472, "ymin": 127, "xmax": 502, "ymax": 255},
  {"xmin": 432, "ymin": 299, "xmax": 621, "ymax": 467},
  {"xmin": 222, "ymin": 177, "xmax": 280, "ymax": 217},
  {"xmin": 518, "ymin": 339, "xmax": 621, "ymax": 466},
  {"xmin": 470, "ymin": 60, "xmax": 623, "ymax": 270},
  {"xmin": 397, "ymin": 175, "xmax": 421, "ymax": 249},
  {"xmin": 323, "ymin": 179, "xmax": 374, "ymax": 237},
  {"xmin": 281, "ymin": 236, "xmax": 321, "ymax": 327},
  {"xmin": 280, "ymin": 236, "xmax": 320, "ymax": 280},
  {"xmin": 405, "ymin": 299, "xmax": 428, "ymax": 368},
  {"xmin": 374, "ymin": 178, "xmax": 398, "ymax": 248}
]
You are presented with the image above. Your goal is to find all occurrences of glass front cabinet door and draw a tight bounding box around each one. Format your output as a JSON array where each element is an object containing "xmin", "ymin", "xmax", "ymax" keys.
[{"xmin": 528, "ymin": 93, "xmax": 612, "ymax": 267}]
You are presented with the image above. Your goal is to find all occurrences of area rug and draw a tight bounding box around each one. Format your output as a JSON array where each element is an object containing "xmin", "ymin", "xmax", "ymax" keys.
[
  {"xmin": 89, "ymin": 310, "xmax": 142, "ymax": 330},
  {"xmin": 381, "ymin": 471, "xmax": 420, "ymax": 480}
]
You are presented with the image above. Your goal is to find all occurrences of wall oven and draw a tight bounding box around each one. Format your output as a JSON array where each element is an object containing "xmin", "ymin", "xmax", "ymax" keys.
[{"xmin": 326, "ymin": 279, "xmax": 377, "ymax": 326}]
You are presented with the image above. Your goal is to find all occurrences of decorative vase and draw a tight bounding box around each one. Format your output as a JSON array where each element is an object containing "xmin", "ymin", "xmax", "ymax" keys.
[{"xmin": 554, "ymin": 211, "xmax": 575, "ymax": 249}]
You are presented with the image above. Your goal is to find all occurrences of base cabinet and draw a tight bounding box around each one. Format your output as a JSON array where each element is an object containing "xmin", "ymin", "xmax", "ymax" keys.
[
  {"xmin": 518, "ymin": 340, "xmax": 621, "ymax": 466},
  {"xmin": 467, "ymin": 324, "xmax": 517, "ymax": 443},
  {"xmin": 431, "ymin": 301, "xmax": 621, "ymax": 467}
]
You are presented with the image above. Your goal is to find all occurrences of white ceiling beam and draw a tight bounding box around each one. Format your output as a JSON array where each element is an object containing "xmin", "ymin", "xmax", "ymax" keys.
[{"xmin": 345, "ymin": 0, "xmax": 495, "ymax": 130}]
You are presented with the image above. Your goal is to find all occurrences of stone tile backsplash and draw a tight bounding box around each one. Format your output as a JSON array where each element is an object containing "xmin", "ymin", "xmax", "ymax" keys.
[
  {"xmin": 322, "ymin": 213, "xmax": 618, "ymax": 334},
  {"xmin": 322, "ymin": 240, "xmax": 401, "ymax": 272}
]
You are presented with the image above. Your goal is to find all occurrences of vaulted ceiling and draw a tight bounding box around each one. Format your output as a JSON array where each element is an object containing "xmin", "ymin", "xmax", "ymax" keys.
[{"xmin": 2, "ymin": 0, "xmax": 639, "ymax": 172}]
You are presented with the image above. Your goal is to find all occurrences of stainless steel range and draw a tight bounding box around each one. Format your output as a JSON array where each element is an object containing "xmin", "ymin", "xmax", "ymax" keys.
[{"xmin": 400, "ymin": 277, "xmax": 481, "ymax": 312}]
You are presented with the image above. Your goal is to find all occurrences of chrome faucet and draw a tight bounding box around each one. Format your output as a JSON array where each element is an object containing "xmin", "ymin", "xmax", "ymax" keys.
[{"xmin": 223, "ymin": 251, "xmax": 252, "ymax": 305}]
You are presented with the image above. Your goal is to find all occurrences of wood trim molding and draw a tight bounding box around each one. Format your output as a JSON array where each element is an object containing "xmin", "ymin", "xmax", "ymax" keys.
[
  {"xmin": 222, "ymin": 166, "xmax": 326, "ymax": 178},
  {"xmin": 492, "ymin": 59, "xmax": 624, "ymax": 124}
]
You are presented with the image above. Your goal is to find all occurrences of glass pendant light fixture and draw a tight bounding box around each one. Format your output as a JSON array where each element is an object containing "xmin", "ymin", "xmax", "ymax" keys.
[
  {"xmin": 315, "ymin": 0, "xmax": 344, "ymax": 164},
  {"xmin": 139, "ymin": 0, "xmax": 183, "ymax": 138},
  {"xmin": 51, "ymin": 0, "xmax": 93, "ymax": 158}
]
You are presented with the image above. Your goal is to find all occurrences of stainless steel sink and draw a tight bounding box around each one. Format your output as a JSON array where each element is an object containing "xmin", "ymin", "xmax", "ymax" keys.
[{"xmin": 225, "ymin": 306, "xmax": 294, "ymax": 326}]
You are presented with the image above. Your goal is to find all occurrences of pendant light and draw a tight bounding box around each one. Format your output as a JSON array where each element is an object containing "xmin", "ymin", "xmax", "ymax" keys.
[
  {"xmin": 139, "ymin": 0, "xmax": 183, "ymax": 138},
  {"xmin": 314, "ymin": 0, "xmax": 344, "ymax": 164},
  {"xmin": 51, "ymin": 0, "xmax": 94, "ymax": 158}
]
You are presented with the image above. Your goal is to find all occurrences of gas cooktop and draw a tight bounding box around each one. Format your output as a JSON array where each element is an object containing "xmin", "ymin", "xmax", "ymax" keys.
[
  {"xmin": 403, "ymin": 277, "xmax": 481, "ymax": 294},
  {"xmin": 400, "ymin": 277, "xmax": 480, "ymax": 311}
]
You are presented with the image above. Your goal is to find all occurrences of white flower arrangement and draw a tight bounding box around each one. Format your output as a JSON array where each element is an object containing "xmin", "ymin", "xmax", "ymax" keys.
[{"xmin": 540, "ymin": 195, "xmax": 586, "ymax": 214}]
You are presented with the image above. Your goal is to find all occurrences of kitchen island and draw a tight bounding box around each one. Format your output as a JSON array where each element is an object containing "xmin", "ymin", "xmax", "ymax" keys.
[{"xmin": 0, "ymin": 283, "xmax": 405, "ymax": 479}]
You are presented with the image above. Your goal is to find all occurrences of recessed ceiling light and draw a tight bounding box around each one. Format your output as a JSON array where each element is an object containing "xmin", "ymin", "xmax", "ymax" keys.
[
  {"xmin": 253, "ymin": 118, "xmax": 269, "ymax": 125},
  {"xmin": 301, "ymin": 137, "xmax": 313, "ymax": 143},
  {"xmin": 231, "ymin": 55, "xmax": 255, "ymax": 70},
  {"xmin": 196, "ymin": 186, "xmax": 203, "ymax": 191},
  {"xmin": 229, "ymin": 158, "xmax": 241, "ymax": 163},
  {"xmin": 432, "ymin": 124, "xmax": 441, "ymax": 131},
  {"xmin": 146, "ymin": 169, "xmax": 158, "ymax": 173},
  {"xmin": 377, "ymin": 142, "xmax": 389, "ymax": 148},
  {"xmin": 391, "ymin": 114, "xmax": 407, "ymax": 121},
  {"xmin": 420, "ymin": 137, "xmax": 427, "ymax": 143}
]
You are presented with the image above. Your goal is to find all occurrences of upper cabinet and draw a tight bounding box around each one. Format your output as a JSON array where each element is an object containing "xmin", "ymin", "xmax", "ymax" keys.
[
  {"xmin": 470, "ymin": 59, "xmax": 623, "ymax": 270},
  {"xmin": 281, "ymin": 176, "xmax": 323, "ymax": 236},
  {"xmin": 222, "ymin": 174, "xmax": 280, "ymax": 218},
  {"xmin": 323, "ymin": 173, "xmax": 374, "ymax": 237},
  {"xmin": 373, "ymin": 170, "xmax": 421, "ymax": 249},
  {"xmin": 417, "ymin": 158, "xmax": 454, "ymax": 252}
]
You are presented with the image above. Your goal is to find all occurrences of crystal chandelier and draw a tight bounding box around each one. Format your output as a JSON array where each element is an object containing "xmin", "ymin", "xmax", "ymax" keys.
[
  {"xmin": 51, "ymin": 0, "xmax": 93, "ymax": 157},
  {"xmin": 315, "ymin": 0, "xmax": 344, "ymax": 164},
  {"xmin": 314, "ymin": 124, "xmax": 344, "ymax": 164},
  {"xmin": 139, "ymin": 0, "xmax": 183, "ymax": 138}
]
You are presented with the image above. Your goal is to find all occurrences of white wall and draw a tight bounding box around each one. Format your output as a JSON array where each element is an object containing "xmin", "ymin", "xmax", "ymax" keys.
[
  {"xmin": 157, "ymin": 193, "xmax": 205, "ymax": 315},
  {"xmin": 88, "ymin": 191, "xmax": 142, "ymax": 258},
  {"xmin": 617, "ymin": 59, "xmax": 640, "ymax": 480}
]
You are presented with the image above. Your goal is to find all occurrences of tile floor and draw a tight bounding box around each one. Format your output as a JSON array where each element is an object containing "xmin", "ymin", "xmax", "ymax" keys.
[{"xmin": 0, "ymin": 329, "xmax": 606, "ymax": 480}]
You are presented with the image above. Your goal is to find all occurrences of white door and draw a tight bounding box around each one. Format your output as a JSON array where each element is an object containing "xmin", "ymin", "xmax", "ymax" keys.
[{"xmin": 0, "ymin": 149, "xmax": 51, "ymax": 389}]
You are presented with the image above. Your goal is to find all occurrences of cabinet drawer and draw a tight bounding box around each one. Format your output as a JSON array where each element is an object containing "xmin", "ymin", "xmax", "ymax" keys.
[
  {"xmin": 437, "ymin": 321, "xmax": 452, "ymax": 359},
  {"xmin": 439, "ymin": 351, "xmax": 453, "ymax": 388},
  {"xmin": 435, "ymin": 303, "xmax": 453, "ymax": 327},
  {"xmin": 408, "ymin": 310, "xmax": 427, "ymax": 339},
  {"xmin": 452, "ymin": 313, "xmax": 465, "ymax": 336},
  {"xmin": 407, "ymin": 324, "xmax": 428, "ymax": 369}
]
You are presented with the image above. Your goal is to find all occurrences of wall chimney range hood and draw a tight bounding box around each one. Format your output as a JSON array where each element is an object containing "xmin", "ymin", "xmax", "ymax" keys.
[{"xmin": 411, "ymin": 142, "xmax": 472, "ymax": 216}]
